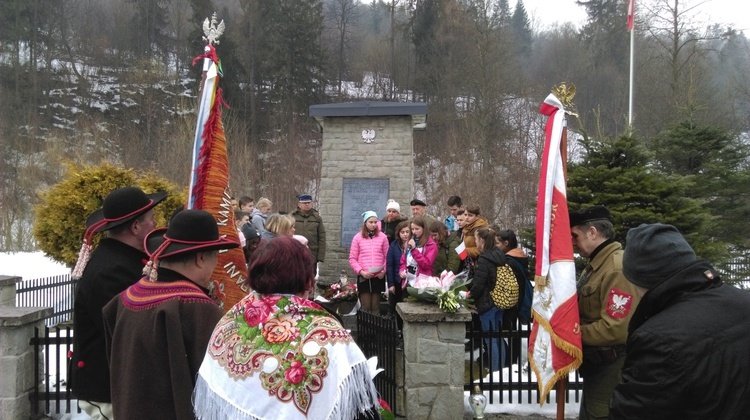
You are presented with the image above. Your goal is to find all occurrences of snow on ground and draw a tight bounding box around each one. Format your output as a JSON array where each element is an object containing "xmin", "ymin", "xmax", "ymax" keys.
[
  {"xmin": 0, "ymin": 251, "xmax": 69, "ymax": 279},
  {"xmin": 3, "ymin": 251, "xmax": 579, "ymax": 419}
]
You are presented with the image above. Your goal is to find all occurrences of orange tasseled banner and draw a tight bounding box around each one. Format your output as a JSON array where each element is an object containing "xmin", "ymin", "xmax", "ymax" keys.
[{"xmin": 191, "ymin": 86, "xmax": 249, "ymax": 311}]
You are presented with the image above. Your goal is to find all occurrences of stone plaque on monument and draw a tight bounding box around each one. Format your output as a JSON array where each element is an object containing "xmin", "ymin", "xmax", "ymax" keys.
[{"xmin": 341, "ymin": 178, "xmax": 390, "ymax": 248}]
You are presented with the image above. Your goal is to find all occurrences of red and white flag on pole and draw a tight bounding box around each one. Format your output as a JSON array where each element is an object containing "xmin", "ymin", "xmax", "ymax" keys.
[
  {"xmin": 627, "ymin": 0, "xmax": 635, "ymax": 30},
  {"xmin": 455, "ymin": 241, "xmax": 467, "ymax": 260},
  {"xmin": 528, "ymin": 94, "xmax": 582, "ymax": 403}
]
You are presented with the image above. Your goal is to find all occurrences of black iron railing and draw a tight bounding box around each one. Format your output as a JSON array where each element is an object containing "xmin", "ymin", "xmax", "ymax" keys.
[
  {"xmin": 30, "ymin": 325, "xmax": 80, "ymax": 417},
  {"xmin": 465, "ymin": 317, "xmax": 583, "ymax": 405},
  {"xmin": 16, "ymin": 273, "xmax": 76, "ymax": 326},
  {"xmin": 356, "ymin": 310, "xmax": 399, "ymax": 414}
]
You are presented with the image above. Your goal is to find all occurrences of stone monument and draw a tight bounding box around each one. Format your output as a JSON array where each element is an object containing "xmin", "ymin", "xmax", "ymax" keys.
[{"xmin": 309, "ymin": 101, "xmax": 427, "ymax": 282}]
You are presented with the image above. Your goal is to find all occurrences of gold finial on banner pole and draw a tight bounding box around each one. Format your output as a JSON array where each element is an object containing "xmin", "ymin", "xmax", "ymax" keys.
[{"xmin": 552, "ymin": 83, "xmax": 579, "ymax": 118}]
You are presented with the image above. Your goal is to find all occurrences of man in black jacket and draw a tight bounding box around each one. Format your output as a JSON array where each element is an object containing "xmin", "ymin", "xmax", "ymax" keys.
[
  {"xmin": 70, "ymin": 186, "xmax": 166, "ymax": 419},
  {"xmin": 610, "ymin": 223, "xmax": 750, "ymax": 419}
]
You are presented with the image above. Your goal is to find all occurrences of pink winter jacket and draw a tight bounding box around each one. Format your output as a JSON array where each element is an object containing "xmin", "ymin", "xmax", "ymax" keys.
[
  {"xmin": 400, "ymin": 238, "xmax": 438, "ymax": 277},
  {"xmin": 349, "ymin": 232, "xmax": 389, "ymax": 275}
]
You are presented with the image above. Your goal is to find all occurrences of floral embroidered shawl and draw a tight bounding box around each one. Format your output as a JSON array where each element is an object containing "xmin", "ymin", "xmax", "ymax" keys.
[{"xmin": 193, "ymin": 291, "xmax": 379, "ymax": 419}]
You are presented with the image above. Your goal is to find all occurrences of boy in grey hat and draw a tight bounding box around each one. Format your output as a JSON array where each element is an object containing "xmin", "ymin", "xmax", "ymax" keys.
[{"xmin": 610, "ymin": 223, "xmax": 750, "ymax": 419}]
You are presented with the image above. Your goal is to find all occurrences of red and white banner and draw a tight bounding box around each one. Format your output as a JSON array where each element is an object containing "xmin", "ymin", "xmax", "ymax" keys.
[
  {"xmin": 528, "ymin": 94, "xmax": 582, "ymax": 403},
  {"xmin": 627, "ymin": 0, "xmax": 635, "ymax": 30}
]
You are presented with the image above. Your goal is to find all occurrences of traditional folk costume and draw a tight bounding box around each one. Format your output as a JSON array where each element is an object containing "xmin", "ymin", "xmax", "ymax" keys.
[
  {"xmin": 193, "ymin": 291, "xmax": 381, "ymax": 420},
  {"xmin": 103, "ymin": 269, "xmax": 222, "ymax": 419},
  {"xmin": 102, "ymin": 209, "xmax": 239, "ymax": 420},
  {"xmin": 70, "ymin": 186, "xmax": 166, "ymax": 415}
]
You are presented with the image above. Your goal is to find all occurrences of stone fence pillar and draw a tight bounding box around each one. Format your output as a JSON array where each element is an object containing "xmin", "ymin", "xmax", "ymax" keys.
[
  {"xmin": 0, "ymin": 275, "xmax": 19, "ymax": 306},
  {"xmin": 0, "ymin": 275, "xmax": 52, "ymax": 419},
  {"xmin": 397, "ymin": 301, "xmax": 470, "ymax": 419}
]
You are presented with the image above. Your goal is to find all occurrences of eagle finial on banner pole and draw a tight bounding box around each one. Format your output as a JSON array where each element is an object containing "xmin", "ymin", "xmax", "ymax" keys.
[
  {"xmin": 202, "ymin": 12, "xmax": 225, "ymax": 46},
  {"xmin": 530, "ymin": 84, "xmax": 583, "ymax": 420}
]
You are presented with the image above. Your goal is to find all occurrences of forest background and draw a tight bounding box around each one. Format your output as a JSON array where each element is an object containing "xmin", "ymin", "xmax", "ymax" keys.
[{"xmin": 1, "ymin": 0, "xmax": 749, "ymax": 278}]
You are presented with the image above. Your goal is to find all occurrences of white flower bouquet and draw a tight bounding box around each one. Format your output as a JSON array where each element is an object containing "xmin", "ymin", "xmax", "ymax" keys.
[{"xmin": 405, "ymin": 270, "xmax": 473, "ymax": 313}]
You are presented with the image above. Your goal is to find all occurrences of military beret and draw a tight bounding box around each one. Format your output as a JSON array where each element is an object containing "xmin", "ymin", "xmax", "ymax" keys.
[
  {"xmin": 569, "ymin": 205, "xmax": 611, "ymax": 227},
  {"xmin": 410, "ymin": 199, "xmax": 427, "ymax": 207}
]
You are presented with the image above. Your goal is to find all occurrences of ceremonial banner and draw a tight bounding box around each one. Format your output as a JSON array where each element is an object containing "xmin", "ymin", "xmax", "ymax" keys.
[
  {"xmin": 188, "ymin": 14, "xmax": 248, "ymax": 311},
  {"xmin": 528, "ymin": 94, "xmax": 582, "ymax": 402}
]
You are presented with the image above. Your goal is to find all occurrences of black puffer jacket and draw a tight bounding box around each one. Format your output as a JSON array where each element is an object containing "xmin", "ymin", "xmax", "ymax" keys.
[
  {"xmin": 470, "ymin": 248, "xmax": 507, "ymax": 314},
  {"xmin": 610, "ymin": 260, "xmax": 750, "ymax": 419}
]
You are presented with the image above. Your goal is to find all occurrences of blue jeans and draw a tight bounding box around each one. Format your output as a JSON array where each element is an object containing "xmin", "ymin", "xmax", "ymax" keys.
[{"xmin": 480, "ymin": 306, "xmax": 505, "ymax": 371}]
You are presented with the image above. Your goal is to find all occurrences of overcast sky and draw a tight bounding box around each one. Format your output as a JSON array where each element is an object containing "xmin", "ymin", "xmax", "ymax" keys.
[{"xmin": 521, "ymin": 0, "xmax": 749, "ymax": 32}]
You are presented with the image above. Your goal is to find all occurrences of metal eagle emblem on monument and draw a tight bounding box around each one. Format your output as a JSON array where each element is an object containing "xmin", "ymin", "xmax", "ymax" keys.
[
  {"xmin": 361, "ymin": 129, "xmax": 376, "ymax": 143},
  {"xmin": 202, "ymin": 12, "xmax": 225, "ymax": 45}
]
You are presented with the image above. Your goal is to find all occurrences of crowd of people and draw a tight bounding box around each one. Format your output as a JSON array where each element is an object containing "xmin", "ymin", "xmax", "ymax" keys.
[
  {"xmin": 67, "ymin": 185, "xmax": 750, "ymax": 419},
  {"xmin": 69, "ymin": 187, "xmax": 378, "ymax": 420}
]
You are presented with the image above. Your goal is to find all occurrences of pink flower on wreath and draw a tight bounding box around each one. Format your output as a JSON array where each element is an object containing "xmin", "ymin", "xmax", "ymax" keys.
[
  {"xmin": 244, "ymin": 298, "xmax": 276, "ymax": 327},
  {"xmin": 262, "ymin": 318, "xmax": 299, "ymax": 344},
  {"xmin": 284, "ymin": 360, "xmax": 307, "ymax": 385}
]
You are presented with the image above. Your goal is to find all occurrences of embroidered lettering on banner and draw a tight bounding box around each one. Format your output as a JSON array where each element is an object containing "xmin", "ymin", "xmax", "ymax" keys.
[{"xmin": 606, "ymin": 288, "xmax": 633, "ymax": 319}]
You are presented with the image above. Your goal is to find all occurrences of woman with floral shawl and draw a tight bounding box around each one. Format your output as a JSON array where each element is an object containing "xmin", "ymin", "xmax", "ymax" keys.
[{"xmin": 193, "ymin": 237, "xmax": 381, "ymax": 419}]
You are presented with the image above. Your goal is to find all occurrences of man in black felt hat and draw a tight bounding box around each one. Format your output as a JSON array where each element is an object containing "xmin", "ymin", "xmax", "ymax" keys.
[
  {"xmin": 102, "ymin": 209, "xmax": 239, "ymax": 419},
  {"xmin": 569, "ymin": 205, "xmax": 641, "ymax": 420},
  {"xmin": 570, "ymin": 206, "xmax": 639, "ymax": 419},
  {"xmin": 70, "ymin": 186, "xmax": 166, "ymax": 419}
]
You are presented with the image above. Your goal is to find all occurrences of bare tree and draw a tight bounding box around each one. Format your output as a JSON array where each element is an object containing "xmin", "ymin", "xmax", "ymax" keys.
[{"xmin": 324, "ymin": 0, "xmax": 363, "ymax": 96}]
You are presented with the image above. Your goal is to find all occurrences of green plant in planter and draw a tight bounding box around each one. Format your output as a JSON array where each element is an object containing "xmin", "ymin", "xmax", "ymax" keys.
[{"xmin": 33, "ymin": 161, "xmax": 186, "ymax": 267}]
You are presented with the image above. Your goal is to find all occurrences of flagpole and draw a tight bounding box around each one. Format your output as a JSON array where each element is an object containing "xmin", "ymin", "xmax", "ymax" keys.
[
  {"xmin": 627, "ymin": 0, "xmax": 635, "ymax": 129},
  {"xmin": 556, "ymin": 118, "xmax": 569, "ymax": 420},
  {"xmin": 556, "ymin": 379, "xmax": 566, "ymax": 420},
  {"xmin": 628, "ymin": 26, "xmax": 634, "ymax": 128}
]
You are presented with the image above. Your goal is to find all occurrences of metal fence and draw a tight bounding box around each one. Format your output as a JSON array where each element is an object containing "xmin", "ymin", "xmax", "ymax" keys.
[
  {"xmin": 465, "ymin": 317, "xmax": 583, "ymax": 405},
  {"xmin": 15, "ymin": 274, "xmax": 79, "ymax": 416},
  {"xmin": 356, "ymin": 310, "xmax": 400, "ymax": 414},
  {"xmin": 16, "ymin": 273, "xmax": 76, "ymax": 326},
  {"xmin": 30, "ymin": 325, "xmax": 80, "ymax": 418}
]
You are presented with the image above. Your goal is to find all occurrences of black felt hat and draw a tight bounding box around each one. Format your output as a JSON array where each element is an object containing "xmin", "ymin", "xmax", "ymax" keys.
[
  {"xmin": 145, "ymin": 209, "xmax": 239, "ymax": 259},
  {"xmin": 410, "ymin": 198, "xmax": 427, "ymax": 207},
  {"xmin": 85, "ymin": 186, "xmax": 167, "ymax": 233},
  {"xmin": 569, "ymin": 205, "xmax": 612, "ymax": 228}
]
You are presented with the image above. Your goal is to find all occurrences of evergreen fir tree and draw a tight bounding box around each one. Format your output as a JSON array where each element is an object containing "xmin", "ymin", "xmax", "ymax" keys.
[
  {"xmin": 567, "ymin": 133, "xmax": 723, "ymax": 260},
  {"xmin": 511, "ymin": 0, "xmax": 532, "ymax": 56},
  {"xmin": 654, "ymin": 121, "xmax": 750, "ymax": 251}
]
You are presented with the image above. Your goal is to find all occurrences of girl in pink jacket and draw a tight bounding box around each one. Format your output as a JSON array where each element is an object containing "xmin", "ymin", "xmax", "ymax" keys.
[
  {"xmin": 400, "ymin": 217, "xmax": 438, "ymax": 287},
  {"xmin": 349, "ymin": 211, "xmax": 389, "ymax": 315}
]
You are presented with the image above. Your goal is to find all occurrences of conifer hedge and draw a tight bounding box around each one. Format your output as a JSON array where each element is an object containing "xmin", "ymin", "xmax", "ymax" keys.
[{"xmin": 33, "ymin": 162, "xmax": 186, "ymax": 266}]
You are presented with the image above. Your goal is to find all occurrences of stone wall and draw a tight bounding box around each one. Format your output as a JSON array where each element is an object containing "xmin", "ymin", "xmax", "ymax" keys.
[
  {"xmin": 0, "ymin": 275, "xmax": 51, "ymax": 419},
  {"xmin": 397, "ymin": 301, "xmax": 471, "ymax": 419},
  {"xmin": 318, "ymin": 115, "xmax": 415, "ymax": 282}
]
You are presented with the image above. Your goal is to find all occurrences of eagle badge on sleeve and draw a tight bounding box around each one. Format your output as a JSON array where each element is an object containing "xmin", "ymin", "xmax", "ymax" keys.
[{"xmin": 606, "ymin": 288, "xmax": 633, "ymax": 319}]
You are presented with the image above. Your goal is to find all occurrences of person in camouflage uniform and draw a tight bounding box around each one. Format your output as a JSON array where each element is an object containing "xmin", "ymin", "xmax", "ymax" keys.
[{"xmin": 292, "ymin": 193, "xmax": 326, "ymax": 264}]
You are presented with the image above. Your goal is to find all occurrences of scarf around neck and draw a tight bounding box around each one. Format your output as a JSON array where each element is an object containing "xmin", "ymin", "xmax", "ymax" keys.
[{"xmin": 193, "ymin": 291, "xmax": 379, "ymax": 420}]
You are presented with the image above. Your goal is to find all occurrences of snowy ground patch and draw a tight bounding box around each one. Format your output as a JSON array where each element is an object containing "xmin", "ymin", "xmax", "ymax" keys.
[{"xmin": 0, "ymin": 251, "xmax": 69, "ymax": 279}]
